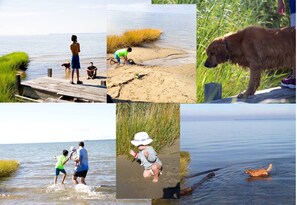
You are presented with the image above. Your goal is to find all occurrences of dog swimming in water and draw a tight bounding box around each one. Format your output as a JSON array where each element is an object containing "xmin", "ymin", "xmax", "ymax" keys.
[{"xmin": 245, "ymin": 164, "xmax": 272, "ymax": 177}]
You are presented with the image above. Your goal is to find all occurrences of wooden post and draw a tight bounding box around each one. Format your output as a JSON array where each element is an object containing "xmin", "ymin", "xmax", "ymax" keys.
[
  {"xmin": 16, "ymin": 74, "xmax": 21, "ymax": 95},
  {"xmin": 204, "ymin": 83, "xmax": 222, "ymax": 102},
  {"xmin": 47, "ymin": 68, "xmax": 52, "ymax": 77},
  {"xmin": 101, "ymin": 80, "xmax": 107, "ymax": 87}
]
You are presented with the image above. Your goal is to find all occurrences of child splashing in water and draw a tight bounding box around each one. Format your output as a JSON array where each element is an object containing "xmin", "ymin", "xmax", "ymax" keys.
[
  {"xmin": 54, "ymin": 150, "xmax": 70, "ymax": 184},
  {"xmin": 129, "ymin": 132, "xmax": 162, "ymax": 183}
]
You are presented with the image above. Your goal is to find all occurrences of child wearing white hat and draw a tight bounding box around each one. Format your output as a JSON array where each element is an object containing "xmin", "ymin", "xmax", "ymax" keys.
[{"xmin": 129, "ymin": 132, "xmax": 162, "ymax": 183}]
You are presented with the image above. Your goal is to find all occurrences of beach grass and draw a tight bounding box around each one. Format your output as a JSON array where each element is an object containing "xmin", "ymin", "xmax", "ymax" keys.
[
  {"xmin": 107, "ymin": 29, "xmax": 162, "ymax": 53},
  {"xmin": 0, "ymin": 52, "xmax": 29, "ymax": 102},
  {"xmin": 116, "ymin": 103, "xmax": 179, "ymax": 158},
  {"xmin": 0, "ymin": 160, "xmax": 19, "ymax": 178},
  {"xmin": 152, "ymin": 0, "xmax": 291, "ymax": 102},
  {"xmin": 195, "ymin": 0, "xmax": 290, "ymax": 102},
  {"xmin": 180, "ymin": 151, "xmax": 190, "ymax": 180}
]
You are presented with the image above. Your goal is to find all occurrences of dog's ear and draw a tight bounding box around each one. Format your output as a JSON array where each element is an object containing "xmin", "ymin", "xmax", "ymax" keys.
[{"xmin": 214, "ymin": 39, "xmax": 229, "ymax": 63}]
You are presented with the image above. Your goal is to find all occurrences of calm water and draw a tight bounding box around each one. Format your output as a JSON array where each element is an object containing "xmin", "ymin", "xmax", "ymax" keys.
[
  {"xmin": 181, "ymin": 119, "xmax": 295, "ymax": 205},
  {"xmin": 108, "ymin": 10, "xmax": 196, "ymax": 66},
  {"xmin": 0, "ymin": 33, "xmax": 106, "ymax": 80},
  {"xmin": 0, "ymin": 140, "xmax": 149, "ymax": 205}
]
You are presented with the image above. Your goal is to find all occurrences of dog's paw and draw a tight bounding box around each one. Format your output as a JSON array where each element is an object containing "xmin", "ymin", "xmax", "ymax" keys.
[
  {"xmin": 237, "ymin": 92, "xmax": 249, "ymax": 99},
  {"xmin": 237, "ymin": 93, "xmax": 245, "ymax": 98}
]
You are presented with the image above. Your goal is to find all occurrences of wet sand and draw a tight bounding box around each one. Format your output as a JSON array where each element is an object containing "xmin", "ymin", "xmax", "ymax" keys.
[
  {"xmin": 116, "ymin": 139, "xmax": 180, "ymax": 199},
  {"xmin": 107, "ymin": 47, "xmax": 196, "ymax": 103}
]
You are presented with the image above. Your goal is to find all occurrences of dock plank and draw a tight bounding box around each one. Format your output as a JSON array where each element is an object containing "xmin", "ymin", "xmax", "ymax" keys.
[
  {"xmin": 21, "ymin": 77, "xmax": 106, "ymax": 102},
  {"xmin": 210, "ymin": 87, "xmax": 295, "ymax": 103}
]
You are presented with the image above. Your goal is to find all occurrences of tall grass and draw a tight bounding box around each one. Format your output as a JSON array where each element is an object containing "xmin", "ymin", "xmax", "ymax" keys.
[
  {"xmin": 152, "ymin": 0, "xmax": 291, "ymax": 102},
  {"xmin": 107, "ymin": 29, "xmax": 162, "ymax": 53},
  {"xmin": 0, "ymin": 52, "xmax": 29, "ymax": 102},
  {"xmin": 195, "ymin": 0, "xmax": 290, "ymax": 102},
  {"xmin": 116, "ymin": 103, "xmax": 180, "ymax": 157},
  {"xmin": 0, "ymin": 160, "xmax": 19, "ymax": 178},
  {"xmin": 180, "ymin": 151, "xmax": 190, "ymax": 180}
]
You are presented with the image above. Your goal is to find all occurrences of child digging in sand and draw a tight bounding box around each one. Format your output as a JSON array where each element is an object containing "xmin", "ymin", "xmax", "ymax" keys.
[
  {"xmin": 129, "ymin": 132, "xmax": 162, "ymax": 183},
  {"xmin": 111, "ymin": 47, "xmax": 132, "ymax": 65},
  {"xmin": 54, "ymin": 150, "xmax": 71, "ymax": 184}
]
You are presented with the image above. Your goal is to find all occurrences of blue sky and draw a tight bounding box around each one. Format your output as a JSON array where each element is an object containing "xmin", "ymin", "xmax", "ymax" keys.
[
  {"xmin": 0, "ymin": 0, "xmax": 150, "ymax": 35},
  {"xmin": 107, "ymin": 4, "xmax": 195, "ymax": 14},
  {"xmin": 0, "ymin": 104, "xmax": 116, "ymax": 144},
  {"xmin": 181, "ymin": 104, "xmax": 296, "ymax": 120}
]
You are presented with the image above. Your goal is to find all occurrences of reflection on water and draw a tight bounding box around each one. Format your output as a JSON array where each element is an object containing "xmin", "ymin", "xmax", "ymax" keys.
[
  {"xmin": 181, "ymin": 119, "xmax": 295, "ymax": 205},
  {"xmin": 0, "ymin": 140, "xmax": 150, "ymax": 205}
]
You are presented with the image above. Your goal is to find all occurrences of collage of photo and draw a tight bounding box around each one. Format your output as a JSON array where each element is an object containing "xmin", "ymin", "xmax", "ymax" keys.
[{"xmin": 0, "ymin": 0, "xmax": 295, "ymax": 204}]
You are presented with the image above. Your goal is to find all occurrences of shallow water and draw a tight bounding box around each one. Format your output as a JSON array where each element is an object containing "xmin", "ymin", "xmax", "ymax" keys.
[
  {"xmin": 0, "ymin": 140, "xmax": 150, "ymax": 204},
  {"xmin": 108, "ymin": 9, "xmax": 196, "ymax": 66},
  {"xmin": 0, "ymin": 33, "xmax": 106, "ymax": 80},
  {"xmin": 181, "ymin": 119, "xmax": 295, "ymax": 204}
]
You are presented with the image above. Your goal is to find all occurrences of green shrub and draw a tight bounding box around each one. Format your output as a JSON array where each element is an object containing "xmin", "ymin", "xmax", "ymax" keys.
[{"xmin": 0, "ymin": 52, "xmax": 29, "ymax": 102}]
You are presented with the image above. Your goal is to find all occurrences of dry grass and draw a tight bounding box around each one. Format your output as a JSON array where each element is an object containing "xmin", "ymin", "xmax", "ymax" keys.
[
  {"xmin": 180, "ymin": 151, "xmax": 190, "ymax": 179},
  {"xmin": 107, "ymin": 29, "xmax": 162, "ymax": 53},
  {"xmin": 0, "ymin": 160, "xmax": 19, "ymax": 178}
]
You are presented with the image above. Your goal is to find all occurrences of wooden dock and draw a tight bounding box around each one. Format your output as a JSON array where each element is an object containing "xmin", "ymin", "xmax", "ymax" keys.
[
  {"xmin": 210, "ymin": 86, "xmax": 295, "ymax": 103},
  {"xmin": 17, "ymin": 76, "xmax": 106, "ymax": 102}
]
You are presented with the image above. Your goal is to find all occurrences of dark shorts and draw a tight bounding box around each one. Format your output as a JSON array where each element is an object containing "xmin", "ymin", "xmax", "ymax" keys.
[
  {"xmin": 74, "ymin": 170, "xmax": 88, "ymax": 178},
  {"xmin": 55, "ymin": 168, "xmax": 66, "ymax": 176},
  {"xmin": 114, "ymin": 53, "xmax": 121, "ymax": 63},
  {"xmin": 71, "ymin": 55, "xmax": 80, "ymax": 69}
]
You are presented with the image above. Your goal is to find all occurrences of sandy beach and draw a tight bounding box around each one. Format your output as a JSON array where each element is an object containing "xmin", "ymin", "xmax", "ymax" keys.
[
  {"xmin": 116, "ymin": 139, "xmax": 180, "ymax": 199},
  {"xmin": 107, "ymin": 47, "xmax": 196, "ymax": 103}
]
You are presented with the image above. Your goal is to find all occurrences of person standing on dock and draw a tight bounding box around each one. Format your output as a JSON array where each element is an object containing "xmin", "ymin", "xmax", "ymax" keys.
[
  {"xmin": 277, "ymin": 0, "xmax": 296, "ymax": 88},
  {"xmin": 70, "ymin": 35, "xmax": 83, "ymax": 84},
  {"xmin": 72, "ymin": 141, "xmax": 89, "ymax": 185}
]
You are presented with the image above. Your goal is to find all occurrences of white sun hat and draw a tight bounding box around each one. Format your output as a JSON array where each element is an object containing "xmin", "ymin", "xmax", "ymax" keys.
[{"xmin": 131, "ymin": 132, "xmax": 153, "ymax": 146}]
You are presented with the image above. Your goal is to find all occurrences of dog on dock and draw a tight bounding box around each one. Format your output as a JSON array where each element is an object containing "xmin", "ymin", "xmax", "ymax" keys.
[
  {"xmin": 205, "ymin": 26, "xmax": 296, "ymax": 98},
  {"xmin": 245, "ymin": 164, "xmax": 272, "ymax": 177},
  {"xmin": 61, "ymin": 62, "xmax": 71, "ymax": 70}
]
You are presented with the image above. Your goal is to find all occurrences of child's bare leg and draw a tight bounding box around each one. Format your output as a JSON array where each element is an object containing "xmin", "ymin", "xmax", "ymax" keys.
[
  {"xmin": 61, "ymin": 173, "xmax": 67, "ymax": 184},
  {"xmin": 54, "ymin": 176, "xmax": 58, "ymax": 184},
  {"xmin": 80, "ymin": 177, "xmax": 86, "ymax": 185},
  {"xmin": 72, "ymin": 175, "xmax": 78, "ymax": 185},
  {"xmin": 143, "ymin": 170, "xmax": 153, "ymax": 178},
  {"xmin": 76, "ymin": 69, "xmax": 80, "ymax": 81},
  {"xmin": 71, "ymin": 69, "xmax": 74, "ymax": 83},
  {"xmin": 152, "ymin": 163, "xmax": 161, "ymax": 182}
]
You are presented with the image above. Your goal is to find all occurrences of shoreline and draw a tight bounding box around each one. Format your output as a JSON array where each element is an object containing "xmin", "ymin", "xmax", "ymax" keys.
[{"xmin": 107, "ymin": 46, "xmax": 196, "ymax": 103}]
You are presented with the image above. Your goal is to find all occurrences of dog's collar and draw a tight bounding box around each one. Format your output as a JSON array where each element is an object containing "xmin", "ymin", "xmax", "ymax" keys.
[{"xmin": 224, "ymin": 39, "xmax": 230, "ymax": 60}]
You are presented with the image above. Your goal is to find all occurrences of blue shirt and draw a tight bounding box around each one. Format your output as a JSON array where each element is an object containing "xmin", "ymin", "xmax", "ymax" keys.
[
  {"xmin": 290, "ymin": 0, "xmax": 296, "ymax": 14},
  {"xmin": 76, "ymin": 147, "xmax": 89, "ymax": 172}
]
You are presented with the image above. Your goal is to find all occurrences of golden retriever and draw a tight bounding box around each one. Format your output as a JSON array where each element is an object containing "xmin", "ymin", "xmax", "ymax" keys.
[
  {"xmin": 245, "ymin": 164, "xmax": 272, "ymax": 177},
  {"xmin": 205, "ymin": 26, "xmax": 296, "ymax": 98}
]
